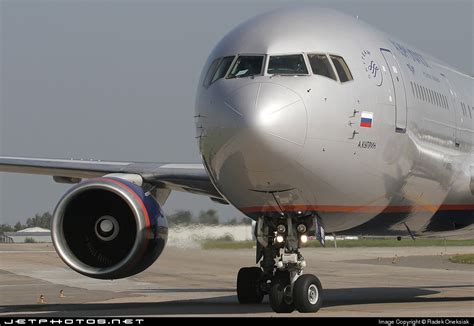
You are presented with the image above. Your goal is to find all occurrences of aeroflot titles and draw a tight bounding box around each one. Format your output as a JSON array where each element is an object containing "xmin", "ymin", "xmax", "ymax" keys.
[{"xmin": 390, "ymin": 40, "xmax": 430, "ymax": 68}]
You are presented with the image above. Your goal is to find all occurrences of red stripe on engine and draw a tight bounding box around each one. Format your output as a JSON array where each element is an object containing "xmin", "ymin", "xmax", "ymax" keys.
[{"xmin": 100, "ymin": 178, "xmax": 151, "ymax": 228}]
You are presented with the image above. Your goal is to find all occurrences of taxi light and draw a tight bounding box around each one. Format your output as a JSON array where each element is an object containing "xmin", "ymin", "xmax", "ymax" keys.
[
  {"xmin": 277, "ymin": 224, "xmax": 286, "ymax": 234},
  {"xmin": 297, "ymin": 224, "xmax": 307, "ymax": 233}
]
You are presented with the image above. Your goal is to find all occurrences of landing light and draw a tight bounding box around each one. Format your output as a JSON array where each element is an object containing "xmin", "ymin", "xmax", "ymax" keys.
[
  {"xmin": 297, "ymin": 224, "xmax": 307, "ymax": 233},
  {"xmin": 277, "ymin": 224, "xmax": 286, "ymax": 234},
  {"xmin": 300, "ymin": 234, "xmax": 308, "ymax": 243},
  {"xmin": 276, "ymin": 235, "xmax": 285, "ymax": 243}
]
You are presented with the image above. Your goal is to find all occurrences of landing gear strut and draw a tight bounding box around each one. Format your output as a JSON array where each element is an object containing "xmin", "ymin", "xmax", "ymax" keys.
[{"xmin": 236, "ymin": 215, "xmax": 324, "ymax": 313}]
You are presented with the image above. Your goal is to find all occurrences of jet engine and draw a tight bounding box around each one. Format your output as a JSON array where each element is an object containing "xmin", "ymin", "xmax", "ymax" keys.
[{"xmin": 51, "ymin": 177, "xmax": 168, "ymax": 279}]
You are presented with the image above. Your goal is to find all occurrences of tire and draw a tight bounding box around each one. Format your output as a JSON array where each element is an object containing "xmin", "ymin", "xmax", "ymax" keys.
[
  {"xmin": 236, "ymin": 267, "xmax": 264, "ymax": 304},
  {"xmin": 293, "ymin": 274, "xmax": 323, "ymax": 313},
  {"xmin": 269, "ymin": 271, "xmax": 295, "ymax": 313}
]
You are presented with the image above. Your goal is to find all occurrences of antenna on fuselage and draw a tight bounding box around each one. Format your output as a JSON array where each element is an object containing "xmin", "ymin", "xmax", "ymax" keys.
[{"xmin": 249, "ymin": 188, "xmax": 295, "ymax": 218}]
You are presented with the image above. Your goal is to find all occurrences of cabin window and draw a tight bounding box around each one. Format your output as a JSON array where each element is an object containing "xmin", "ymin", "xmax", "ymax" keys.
[
  {"xmin": 444, "ymin": 95, "xmax": 449, "ymax": 109},
  {"xmin": 267, "ymin": 54, "xmax": 308, "ymax": 75},
  {"xmin": 329, "ymin": 55, "xmax": 353, "ymax": 82},
  {"xmin": 227, "ymin": 55, "xmax": 264, "ymax": 79},
  {"xmin": 307, "ymin": 54, "xmax": 337, "ymax": 81},
  {"xmin": 203, "ymin": 58, "xmax": 221, "ymax": 87},
  {"xmin": 211, "ymin": 56, "xmax": 234, "ymax": 84}
]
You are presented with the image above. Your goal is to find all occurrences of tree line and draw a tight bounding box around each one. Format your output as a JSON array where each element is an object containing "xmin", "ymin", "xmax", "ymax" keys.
[
  {"xmin": 0, "ymin": 212, "xmax": 53, "ymax": 232},
  {"xmin": 0, "ymin": 210, "xmax": 251, "ymax": 232}
]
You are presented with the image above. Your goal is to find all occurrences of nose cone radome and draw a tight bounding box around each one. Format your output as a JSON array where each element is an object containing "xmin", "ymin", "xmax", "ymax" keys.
[
  {"xmin": 226, "ymin": 83, "xmax": 307, "ymax": 144},
  {"xmin": 223, "ymin": 82, "xmax": 307, "ymax": 172}
]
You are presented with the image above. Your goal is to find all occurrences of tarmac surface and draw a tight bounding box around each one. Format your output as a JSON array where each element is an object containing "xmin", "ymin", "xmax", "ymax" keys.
[{"xmin": 0, "ymin": 243, "xmax": 473, "ymax": 317}]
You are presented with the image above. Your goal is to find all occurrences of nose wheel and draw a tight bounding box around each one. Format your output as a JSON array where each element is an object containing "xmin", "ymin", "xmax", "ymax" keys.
[
  {"xmin": 269, "ymin": 270, "xmax": 294, "ymax": 312},
  {"xmin": 236, "ymin": 267, "xmax": 264, "ymax": 303},
  {"xmin": 236, "ymin": 215, "xmax": 324, "ymax": 313},
  {"xmin": 293, "ymin": 274, "xmax": 323, "ymax": 312}
]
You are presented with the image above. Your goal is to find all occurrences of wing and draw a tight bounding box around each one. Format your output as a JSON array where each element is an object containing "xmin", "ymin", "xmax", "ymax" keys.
[{"xmin": 0, "ymin": 156, "xmax": 226, "ymax": 203}]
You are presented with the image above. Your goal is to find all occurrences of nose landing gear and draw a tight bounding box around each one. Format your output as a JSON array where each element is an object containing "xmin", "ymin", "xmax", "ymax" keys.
[{"xmin": 236, "ymin": 215, "xmax": 324, "ymax": 313}]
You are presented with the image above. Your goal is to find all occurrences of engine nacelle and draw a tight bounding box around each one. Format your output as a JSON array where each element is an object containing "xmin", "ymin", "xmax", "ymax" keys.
[{"xmin": 51, "ymin": 177, "xmax": 168, "ymax": 279}]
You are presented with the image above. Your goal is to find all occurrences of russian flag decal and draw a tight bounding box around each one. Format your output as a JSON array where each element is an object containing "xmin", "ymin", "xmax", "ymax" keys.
[{"xmin": 360, "ymin": 111, "xmax": 374, "ymax": 128}]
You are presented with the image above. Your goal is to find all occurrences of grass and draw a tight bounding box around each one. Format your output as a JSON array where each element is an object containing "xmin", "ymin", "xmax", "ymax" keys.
[
  {"xmin": 201, "ymin": 238, "xmax": 474, "ymax": 250},
  {"xmin": 449, "ymin": 254, "xmax": 474, "ymax": 264}
]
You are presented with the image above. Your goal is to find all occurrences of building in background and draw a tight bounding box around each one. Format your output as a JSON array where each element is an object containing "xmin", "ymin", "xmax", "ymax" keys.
[{"xmin": 4, "ymin": 227, "xmax": 51, "ymax": 243}]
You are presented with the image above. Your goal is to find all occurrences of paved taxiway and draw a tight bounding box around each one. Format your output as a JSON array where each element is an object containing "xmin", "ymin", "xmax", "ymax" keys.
[{"xmin": 0, "ymin": 243, "xmax": 473, "ymax": 317}]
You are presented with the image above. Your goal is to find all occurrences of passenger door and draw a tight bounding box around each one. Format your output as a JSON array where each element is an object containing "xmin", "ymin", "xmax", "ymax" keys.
[{"xmin": 380, "ymin": 49, "xmax": 407, "ymax": 133}]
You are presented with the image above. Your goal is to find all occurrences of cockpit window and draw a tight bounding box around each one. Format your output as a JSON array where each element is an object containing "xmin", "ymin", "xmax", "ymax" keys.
[
  {"xmin": 267, "ymin": 54, "xmax": 308, "ymax": 75},
  {"xmin": 307, "ymin": 54, "xmax": 337, "ymax": 81},
  {"xmin": 329, "ymin": 55, "xmax": 353, "ymax": 82},
  {"xmin": 227, "ymin": 55, "xmax": 264, "ymax": 79},
  {"xmin": 203, "ymin": 58, "xmax": 221, "ymax": 87},
  {"xmin": 211, "ymin": 56, "xmax": 234, "ymax": 84}
]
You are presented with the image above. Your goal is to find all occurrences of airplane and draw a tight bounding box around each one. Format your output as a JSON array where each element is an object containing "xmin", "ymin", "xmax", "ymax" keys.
[{"xmin": 0, "ymin": 6, "xmax": 473, "ymax": 313}]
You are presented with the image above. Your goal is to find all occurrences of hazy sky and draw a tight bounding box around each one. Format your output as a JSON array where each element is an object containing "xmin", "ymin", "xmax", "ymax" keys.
[{"xmin": 1, "ymin": 0, "xmax": 472, "ymax": 225}]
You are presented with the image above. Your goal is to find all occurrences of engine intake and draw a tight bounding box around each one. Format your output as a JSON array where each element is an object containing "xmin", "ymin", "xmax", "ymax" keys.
[{"xmin": 52, "ymin": 177, "xmax": 168, "ymax": 279}]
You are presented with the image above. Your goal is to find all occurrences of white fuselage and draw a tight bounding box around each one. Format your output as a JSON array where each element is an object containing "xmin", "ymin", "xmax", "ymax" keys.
[{"xmin": 195, "ymin": 7, "xmax": 474, "ymax": 236}]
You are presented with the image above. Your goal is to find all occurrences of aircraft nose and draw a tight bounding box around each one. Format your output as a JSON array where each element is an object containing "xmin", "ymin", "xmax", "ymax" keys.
[{"xmin": 223, "ymin": 82, "xmax": 307, "ymax": 171}]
